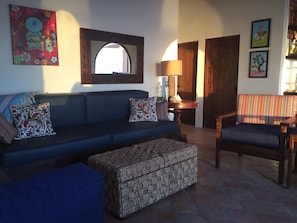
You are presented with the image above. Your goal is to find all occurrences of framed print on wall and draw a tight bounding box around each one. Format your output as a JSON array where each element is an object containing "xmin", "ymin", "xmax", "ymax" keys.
[
  {"xmin": 9, "ymin": 4, "xmax": 59, "ymax": 65},
  {"xmin": 249, "ymin": 50, "xmax": 268, "ymax": 78},
  {"xmin": 250, "ymin": 19, "xmax": 271, "ymax": 48}
]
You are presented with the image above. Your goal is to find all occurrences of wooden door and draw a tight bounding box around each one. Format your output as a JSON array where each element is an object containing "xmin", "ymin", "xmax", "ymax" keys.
[
  {"xmin": 203, "ymin": 35, "xmax": 239, "ymax": 128},
  {"xmin": 178, "ymin": 41, "xmax": 198, "ymax": 125}
]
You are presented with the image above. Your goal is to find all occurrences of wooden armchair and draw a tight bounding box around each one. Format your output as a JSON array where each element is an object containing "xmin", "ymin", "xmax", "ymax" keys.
[{"xmin": 216, "ymin": 94, "xmax": 297, "ymax": 185}]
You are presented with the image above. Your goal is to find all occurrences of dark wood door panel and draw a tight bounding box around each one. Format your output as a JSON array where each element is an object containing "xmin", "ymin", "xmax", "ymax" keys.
[
  {"xmin": 178, "ymin": 41, "xmax": 198, "ymax": 125},
  {"xmin": 203, "ymin": 35, "xmax": 239, "ymax": 128}
]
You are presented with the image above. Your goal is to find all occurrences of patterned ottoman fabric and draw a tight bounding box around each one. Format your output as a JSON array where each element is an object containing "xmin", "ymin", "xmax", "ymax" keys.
[{"xmin": 88, "ymin": 138, "xmax": 198, "ymax": 218}]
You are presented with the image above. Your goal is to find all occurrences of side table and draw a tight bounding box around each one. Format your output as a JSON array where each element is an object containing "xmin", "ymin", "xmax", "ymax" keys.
[
  {"xmin": 168, "ymin": 100, "xmax": 199, "ymax": 125},
  {"xmin": 168, "ymin": 100, "xmax": 199, "ymax": 142}
]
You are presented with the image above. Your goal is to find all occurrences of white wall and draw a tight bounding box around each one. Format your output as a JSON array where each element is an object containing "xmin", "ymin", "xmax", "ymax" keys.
[
  {"xmin": 0, "ymin": 0, "xmax": 179, "ymax": 96},
  {"xmin": 179, "ymin": 0, "xmax": 289, "ymax": 127}
]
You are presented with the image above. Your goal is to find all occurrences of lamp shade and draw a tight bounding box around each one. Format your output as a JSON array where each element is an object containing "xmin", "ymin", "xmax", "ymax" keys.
[{"xmin": 161, "ymin": 60, "xmax": 182, "ymax": 76}]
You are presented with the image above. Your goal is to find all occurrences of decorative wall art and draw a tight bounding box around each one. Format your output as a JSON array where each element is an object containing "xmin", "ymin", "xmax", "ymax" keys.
[
  {"xmin": 250, "ymin": 19, "xmax": 271, "ymax": 48},
  {"xmin": 9, "ymin": 4, "xmax": 59, "ymax": 65},
  {"xmin": 249, "ymin": 50, "xmax": 268, "ymax": 78}
]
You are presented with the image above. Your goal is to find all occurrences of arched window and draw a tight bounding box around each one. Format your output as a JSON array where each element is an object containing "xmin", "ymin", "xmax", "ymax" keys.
[{"xmin": 94, "ymin": 43, "xmax": 131, "ymax": 74}]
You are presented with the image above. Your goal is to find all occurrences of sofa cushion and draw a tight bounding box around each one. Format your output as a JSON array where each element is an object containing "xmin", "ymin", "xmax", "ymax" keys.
[
  {"xmin": 86, "ymin": 90, "xmax": 148, "ymax": 124},
  {"xmin": 129, "ymin": 97, "xmax": 158, "ymax": 122},
  {"xmin": 0, "ymin": 125, "xmax": 112, "ymax": 168},
  {"xmin": 10, "ymin": 102, "xmax": 56, "ymax": 140},
  {"xmin": 221, "ymin": 123, "xmax": 283, "ymax": 148},
  {"xmin": 97, "ymin": 119, "xmax": 178, "ymax": 145},
  {"xmin": 35, "ymin": 93, "xmax": 86, "ymax": 128},
  {"xmin": 0, "ymin": 113, "xmax": 17, "ymax": 144}
]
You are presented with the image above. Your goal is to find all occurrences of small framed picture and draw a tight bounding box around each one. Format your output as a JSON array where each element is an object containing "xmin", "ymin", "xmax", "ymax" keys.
[
  {"xmin": 249, "ymin": 50, "xmax": 268, "ymax": 78},
  {"xmin": 250, "ymin": 19, "xmax": 271, "ymax": 48}
]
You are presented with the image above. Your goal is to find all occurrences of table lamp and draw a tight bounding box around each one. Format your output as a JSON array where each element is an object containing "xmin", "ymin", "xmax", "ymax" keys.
[{"xmin": 161, "ymin": 60, "xmax": 183, "ymax": 102}]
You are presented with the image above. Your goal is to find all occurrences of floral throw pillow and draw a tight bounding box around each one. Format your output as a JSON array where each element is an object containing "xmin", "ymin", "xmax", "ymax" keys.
[
  {"xmin": 129, "ymin": 97, "xmax": 158, "ymax": 122},
  {"xmin": 10, "ymin": 102, "xmax": 56, "ymax": 140}
]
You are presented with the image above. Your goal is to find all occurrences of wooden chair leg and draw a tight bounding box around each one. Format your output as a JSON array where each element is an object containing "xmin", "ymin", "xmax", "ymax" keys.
[
  {"xmin": 278, "ymin": 160, "xmax": 285, "ymax": 185},
  {"xmin": 215, "ymin": 147, "xmax": 220, "ymax": 168},
  {"xmin": 294, "ymin": 152, "xmax": 297, "ymax": 172},
  {"xmin": 287, "ymin": 145, "xmax": 293, "ymax": 188},
  {"xmin": 288, "ymin": 134, "xmax": 297, "ymax": 188}
]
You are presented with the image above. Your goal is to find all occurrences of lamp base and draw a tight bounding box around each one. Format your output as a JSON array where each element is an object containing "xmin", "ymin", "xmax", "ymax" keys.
[{"xmin": 169, "ymin": 94, "xmax": 182, "ymax": 103}]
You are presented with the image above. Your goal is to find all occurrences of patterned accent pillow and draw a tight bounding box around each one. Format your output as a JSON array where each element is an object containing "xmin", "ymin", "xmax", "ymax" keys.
[
  {"xmin": 0, "ymin": 113, "xmax": 17, "ymax": 144},
  {"xmin": 156, "ymin": 101, "xmax": 169, "ymax": 121},
  {"xmin": 129, "ymin": 97, "xmax": 158, "ymax": 122},
  {"xmin": 10, "ymin": 102, "xmax": 56, "ymax": 140}
]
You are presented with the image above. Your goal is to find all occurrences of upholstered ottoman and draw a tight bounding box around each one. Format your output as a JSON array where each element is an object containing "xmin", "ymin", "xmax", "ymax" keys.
[
  {"xmin": 0, "ymin": 163, "xmax": 105, "ymax": 223},
  {"xmin": 88, "ymin": 138, "xmax": 198, "ymax": 218}
]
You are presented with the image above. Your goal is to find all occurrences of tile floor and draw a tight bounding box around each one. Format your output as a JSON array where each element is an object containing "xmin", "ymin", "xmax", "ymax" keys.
[{"xmin": 105, "ymin": 124, "xmax": 297, "ymax": 223}]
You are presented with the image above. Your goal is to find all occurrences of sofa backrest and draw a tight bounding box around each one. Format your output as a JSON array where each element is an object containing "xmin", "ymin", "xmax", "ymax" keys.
[
  {"xmin": 85, "ymin": 90, "xmax": 148, "ymax": 124},
  {"xmin": 35, "ymin": 93, "xmax": 86, "ymax": 128},
  {"xmin": 237, "ymin": 94, "xmax": 297, "ymax": 125},
  {"xmin": 35, "ymin": 90, "xmax": 149, "ymax": 128}
]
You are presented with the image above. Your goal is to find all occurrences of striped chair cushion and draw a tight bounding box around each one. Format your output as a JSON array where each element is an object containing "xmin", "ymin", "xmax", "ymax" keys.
[{"xmin": 237, "ymin": 94, "xmax": 297, "ymax": 125}]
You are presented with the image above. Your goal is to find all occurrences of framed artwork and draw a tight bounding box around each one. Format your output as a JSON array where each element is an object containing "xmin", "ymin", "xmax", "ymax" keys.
[
  {"xmin": 9, "ymin": 4, "xmax": 59, "ymax": 65},
  {"xmin": 249, "ymin": 50, "xmax": 268, "ymax": 78},
  {"xmin": 250, "ymin": 19, "xmax": 270, "ymax": 48}
]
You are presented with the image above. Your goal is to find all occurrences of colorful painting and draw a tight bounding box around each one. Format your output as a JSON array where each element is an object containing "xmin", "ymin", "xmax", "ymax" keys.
[
  {"xmin": 9, "ymin": 4, "xmax": 59, "ymax": 65},
  {"xmin": 250, "ymin": 19, "xmax": 270, "ymax": 48}
]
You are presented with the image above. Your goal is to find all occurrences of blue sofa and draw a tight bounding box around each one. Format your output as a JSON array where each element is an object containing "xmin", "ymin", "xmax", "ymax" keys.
[{"xmin": 0, "ymin": 90, "xmax": 178, "ymax": 175}]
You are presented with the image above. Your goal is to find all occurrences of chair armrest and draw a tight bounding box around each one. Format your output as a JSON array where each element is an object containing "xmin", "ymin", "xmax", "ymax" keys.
[
  {"xmin": 280, "ymin": 114, "xmax": 297, "ymax": 133},
  {"xmin": 277, "ymin": 115, "xmax": 297, "ymax": 158},
  {"xmin": 216, "ymin": 111, "xmax": 237, "ymax": 141},
  {"xmin": 217, "ymin": 111, "xmax": 237, "ymax": 120}
]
